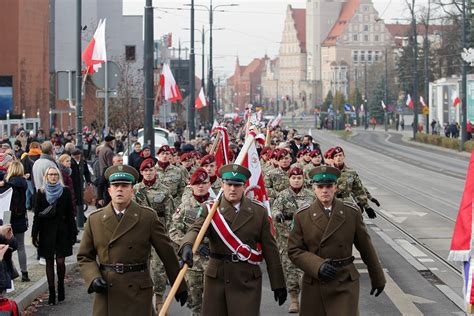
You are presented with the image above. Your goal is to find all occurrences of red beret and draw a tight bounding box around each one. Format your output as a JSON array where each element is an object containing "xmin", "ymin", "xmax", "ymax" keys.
[
  {"xmin": 309, "ymin": 149, "xmax": 322, "ymax": 158},
  {"xmin": 331, "ymin": 146, "xmax": 344, "ymax": 158},
  {"xmin": 297, "ymin": 149, "xmax": 309, "ymax": 158},
  {"xmin": 140, "ymin": 158, "xmax": 156, "ymax": 171},
  {"xmin": 194, "ymin": 151, "xmax": 205, "ymax": 159},
  {"xmin": 200, "ymin": 154, "xmax": 216, "ymax": 166},
  {"xmin": 324, "ymin": 148, "xmax": 334, "ymax": 159},
  {"xmin": 288, "ymin": 166, "xmax": 304, "ymax": 177},
  {"xmin": 189, "ymin": 167, "xmax": 209, "ymax": 185},
  {"xmin": 260, "ymin": 147, "xmax": 270, "ymax": 158},
  {"xmin": 156, "ymin": 145, "xmax": 171, "ymax": 155},
  {"xmin": 276, "ymin": 148, "xmax": 290, "ymax": 160},
  {"xmin": 169, "ymin": 147, "xmax": 177, "ymax": 154},
  {"xmin": 180, "ymin": 152, "xmax": 193, "ymax": 162}
]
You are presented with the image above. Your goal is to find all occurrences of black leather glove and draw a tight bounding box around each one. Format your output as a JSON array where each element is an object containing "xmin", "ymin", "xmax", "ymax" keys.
[
  {"xmin": 90, "ymin": 277, "xmax": 108, "ymax": 293},
  {"xmin": 370, "ymin": 197, "xmax": 381, "ymax": 207},
  {"xmin": 32, "ymin": 236, "xmax": 39, "ymax": 248},
  {"xmin": 197, "ymin": 243, "xmax": 210, "ymax": 257},
  {"xmin": 370, "ymin": 284, "xmax": 385, "ymax": 297},
  {"xmin": 273, "ymin": 288, "xmax": 287, "ymax": 306},
  {"xmin": 318, "ymin": 260, "xmax": 337, "ymax": 281},
  {"xmin": 175, "ymin": 290, "xmax": 188, "ymax": 306},
  {"xmin": 180, "ymin": 244, "xmax": 193, "ymax": 268},
  {"xmin": 365, "ymin": 206, "xmax": 377, "ymax": 219},
  {"xmin": 275, "ymin": 212, "xmax": 285, "ymax": 223}
]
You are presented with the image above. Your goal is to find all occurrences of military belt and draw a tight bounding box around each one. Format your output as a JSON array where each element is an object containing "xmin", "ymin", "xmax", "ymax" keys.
[
  {"xmin": 329, "ymin": 256, "xmax": 355, "ymax": 268},
  {"xmin": 99, "ymin": 263, "xmax": 147, "ymax": 274},
  {"xmin": 210, "ymin": 253, "xmax": 243, "ymax": 263}
]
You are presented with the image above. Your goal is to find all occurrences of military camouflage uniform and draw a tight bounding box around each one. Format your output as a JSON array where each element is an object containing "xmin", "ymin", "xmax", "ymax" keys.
[
  {"xmin": 169, "ymin": 198, "xmax": 210, "ymax": 316},
  {"xmin": 264, "ymin": 167, "xmax": 290, "ymax": 205},
  {"xmin": 176, "ymin": 163, "xmax": 191, "ymax": 181},
  {"xmin": 133, "ymin": 181, "xmax": 175, "ymax": 297},
  {"xmin": 155, "ymin": 163, "xmax": 187, "ymax": 205},
  {"xmin": 211, "ymin": 177, "xmax": 222, "ymax": 195},
  {"xmin": 336, "ymin": 165, "xmax": 369, "ymax": 208},
  {"xmin": 272, "ymin": 187, "xmax": 315, "ymax": 294}
]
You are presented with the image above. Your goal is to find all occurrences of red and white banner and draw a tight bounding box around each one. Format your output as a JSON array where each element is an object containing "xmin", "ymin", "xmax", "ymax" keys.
[
  {"xmin": 209, "ymin": 203, "xmax": 263, "ymax": 265},
  {"xmin": 82, "ymin": 19, "xmax": 107, "ymax": 74},
  {"xmin": 195, "ymin": 87, "xmax": 207, "ymax": 109},
  {"xmin": 211, "ymin": 126, "xmax": 230, "ymax": 175},
  {"xmin": 160, "ymin": 63, "xmax": 182, "ymax": 102},
  {"xmin": 453, "ymin": 96, "xmax": 461, "ymax": 108},
  {"xmin": 406, "ymin": 94, "xmax": 414, "ymax": 109},
  {"xmin": 269, "ymin": 113, "xmax": 282, "ymax": 128},
  {"xmin": 420, "ymin": 96, "xmax": 427, "ymax": 107}
]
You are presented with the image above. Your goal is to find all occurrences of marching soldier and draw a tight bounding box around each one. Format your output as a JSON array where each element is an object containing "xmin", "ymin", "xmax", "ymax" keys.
[
  {"xmin": 330, "ymin": 146, "xmax": 377, "ymax": 218},
  {"xmin": 169, "ymin": 168, "xmax": 212, "ymax": 316},
  {"xmin": 179, "ymin": 164, "xmax": 287, "ymax": 315},
  {"xmin": 77, "ymin": 165, "xmax": 188, "ymax": 316},
  {"xmin": 291, "ymin": 149, "xmax": 310, "ymax": 169},
  {"xmin": 272, "ymin": 166, "xmax": 315, "ymax": 313},
  {"xmin": 288, "ymin": 166, "xmax": 385, "ymax": 315},
  {"xmin": 264, "ymin": 148, "xmax": 292, "ymax": 205},
  {"xmin": 155, "ymin": 145, "xmax": 187, "ymax": 204},
  {"xmin": 200, "ymin": 154, "xmax": 222, "ymax": 195},
  {"xmin": 179, "ymin": 152, "xmax": 195, "ymax": 181},
  {"xmin": 303, "ymin": 148, "xmax": 323, "ymax": 180},
  {"xmin": 133, "ymin": 158, "xmax": 175, "ymax": 313}
]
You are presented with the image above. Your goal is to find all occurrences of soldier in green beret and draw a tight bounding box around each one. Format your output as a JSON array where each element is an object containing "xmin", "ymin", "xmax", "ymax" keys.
[{"xmin": 288, "ymin": 165, "xmax": 385, "ymax": 316}]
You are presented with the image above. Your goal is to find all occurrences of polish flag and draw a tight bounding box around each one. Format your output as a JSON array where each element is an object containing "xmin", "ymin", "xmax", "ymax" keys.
[
  {"xmin": 160, "ymin": 63, "xmax": 182, "ymax": 102},
  {"xmin": 82, "ymin": 19, "xmax": 107, "ymax": 74},
  {"xmin": 242, "ymin": 137, "xmax": 274, "ymax": 235},
  {"xmin": 406, "ymin": 94, "xmax": 414, "ymax": 109},
  {"xmin": 270, "ymin": 113, "xmax": 282, "ymax": 128},
  {"xmin": 381, "ymin": 100, "xmax": 387, "ymax": 110},
  {"xmin": 453, "ymin": 96, "xmax": 461, "ymax": 108},
  {"xmin": 360, "ymin": 104, "xmax": 364, "ymax": 112},
  {"xmin": 211, "ymin": 126, "xmax": 230, "ymax": 176},
  {"xmin": 420, "ymin": 96, "xmax": 427, "ymax": 107},
  {"xmin": 195, "ymin": 87, "xmax": 207, "ymax": 109}
]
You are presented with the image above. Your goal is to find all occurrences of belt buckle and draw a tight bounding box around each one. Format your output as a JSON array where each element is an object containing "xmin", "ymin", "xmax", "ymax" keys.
[
  {"xmin": 235, "ymin": 244, "xmax": 252, "ymax": 262},
  {"xmin": 231, "ymin": 254, "xmax": 239, "ymax": 263},
  {"xmin": 115, "ymin": 263, "xmax": 125, "ymax": 274}
]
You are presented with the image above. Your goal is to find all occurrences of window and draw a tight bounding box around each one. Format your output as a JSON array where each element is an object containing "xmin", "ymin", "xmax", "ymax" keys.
[
  {"xmin": 125, "ymin": 45, "xmax": 136, "ymax": 61},
  {"xmin": 353, "ymin": 34, "xmax": 358, "ymax": 41},
  {"xmin": 360, "ymin": 51, "xmax": 365, "ymax": 61},
  {"xmin": 368, "ymin": 51, "xmax": 372, "ymax": 62},
  {"xmin": 364, "ymin": 35, "xmax": 369, "ymax": 41},
  {"xmin": 374, "ymin": 51, "xmax": 380, "ymax": 61},
  {"xmin": 353, "ymin": 51, "xmax": 359, "ymax": 62},
  {"xmin": 374, "ymin": 35, "xmax": 379, "ymax": 41},
  {"xmin": 363, "ymin": 5, "xmax": 369, "ymax": 12},
  {"xmin": 363, "ymin": 25, "xmax": 369, "ymax": 32}
]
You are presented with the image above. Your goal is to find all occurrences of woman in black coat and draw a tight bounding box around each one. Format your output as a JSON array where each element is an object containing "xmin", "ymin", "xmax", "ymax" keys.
[{"xmin": 32, "ymin": 166, "xmax": 77, "ymax": 305}]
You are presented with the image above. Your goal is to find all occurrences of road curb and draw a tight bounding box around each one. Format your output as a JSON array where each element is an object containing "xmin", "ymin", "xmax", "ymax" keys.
[{"xmin": 14, "ymin": 262, "xmax": 77, "ymax": 311}]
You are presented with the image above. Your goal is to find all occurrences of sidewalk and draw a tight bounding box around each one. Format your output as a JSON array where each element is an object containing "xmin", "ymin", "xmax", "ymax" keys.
[
  {"xmin": 7, "ymin": 205, "xmax": 97, "ymax": 311},
  {"xmin": 350, "ymin": 126, "xmax": 471, "ymax": 159}
]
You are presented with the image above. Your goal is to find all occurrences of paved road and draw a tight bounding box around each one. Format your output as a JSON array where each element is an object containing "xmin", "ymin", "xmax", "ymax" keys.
[{"xmin": 29, "ymin": 127, "xmax": 465, "ymax": 315}]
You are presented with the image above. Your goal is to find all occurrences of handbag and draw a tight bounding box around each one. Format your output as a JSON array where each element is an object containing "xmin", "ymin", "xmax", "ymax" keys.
[
  {"xmin": 83, "ymin": 184, "xmax": 96, "ymax": 205},
  {"xmin": 38, "ymin": 202, "xmax": 57, "ymax": 218}
]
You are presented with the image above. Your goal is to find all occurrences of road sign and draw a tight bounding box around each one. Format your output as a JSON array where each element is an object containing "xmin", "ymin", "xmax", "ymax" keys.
[
  {"xmin": 96, "ymin": 90, "xmax": 118, "ymax": 98},
  {"xmin": 422, "ymin": 107, "xmax": 429, "ymax": 115},
  {"xmin": 91, "ymin": 61, "xmax": 121, "ymax": 89}
]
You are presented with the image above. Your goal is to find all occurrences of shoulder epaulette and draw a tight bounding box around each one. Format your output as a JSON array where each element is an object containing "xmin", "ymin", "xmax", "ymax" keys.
[
  {"xmin": 296, "ymin": 204, "xmax": 310, "ymax": 214},
  {"xmin": 250, "ymin": 199, "xmax": 266, "ymax": 209},
  {"xmin": 89, "ymin": 207, "xmax": 106, "ymax": 217},
  {"xmin": 140, "ymin": 205, "xmax": 156, "ymax": 214},
  {"xmin": 343, "ymin": 201, "xmax": 361, "ymax": 213}
]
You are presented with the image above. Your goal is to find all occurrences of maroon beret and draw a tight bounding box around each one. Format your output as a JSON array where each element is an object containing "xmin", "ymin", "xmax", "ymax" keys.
[
  {"xmin": 140, "ymin": 158, "xmax": 156, "ymax": 171},
  {"xmin": 180, "ymin": 152, "xmax": 193, "ymax": 162},
  {"xmin": 260, "ymin": 147, "xmax": 270, "ymax": 158},
  {"xmin": 200, "ymin": 154, "xmax": 216, "ymax": 166},
  {"xmin": 331, "ymin": 146, "xmax": 344, "ymax": 159},
  {"xmin": 309, "ymin": 148, "xmax": 322, "ymax": 158},
  {"xmin": 324, "ymin": 148, "xmax": 335, "ymax": 159},
  {"xmin": 297, "ymin": 149, "xmax": 309, "ymax": 158},
  {"xmin": 276, "ymin": 148, "xmax": 290, "ymax": 160},
  {"xmin": 189, "ymin": 167, "xmax": 209, "ymax": 185},
  {"xmin": 156, "ymin": 145, "xmax": 171, "ymax": 155},
  {"xmin": 169, "ymin": 147, "xmax": 177, "ymax": 154},
  {"xmin": 288, "ymin": 166, "xmax": 304, "ymax": 177}
]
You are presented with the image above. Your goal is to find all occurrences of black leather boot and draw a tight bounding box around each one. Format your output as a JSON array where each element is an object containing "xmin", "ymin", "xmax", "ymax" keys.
[
  {"xmin": 58, "ymin": 281, "xmax": 65, "ymax": 302},
  {"xmin": 48, "ymin": 287, "xmax": 56, "ymax": 305}
]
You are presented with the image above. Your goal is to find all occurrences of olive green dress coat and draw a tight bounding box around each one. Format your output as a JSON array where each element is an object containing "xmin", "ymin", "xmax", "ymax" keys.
[
  {"xmin": 77, "ymin": 200, "xmax": 187, "ymax": 316},
  {"xmin": 288, "ymin": 199, "xmax": 386, "ymax": 316},
  {"xmin": 181, "ymin": 196, "xmax": 286, "ymax": 316}
]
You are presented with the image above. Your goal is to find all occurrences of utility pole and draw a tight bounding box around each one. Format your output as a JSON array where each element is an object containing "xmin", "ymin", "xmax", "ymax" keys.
[
  {"xmin": 410, "ymin": 0, "xmax": 419, "ymax": 139},
  {"xmin": 201, "ymin": 26, "xmax": 205, "ymax": 93},
  {"xmin": 384, "ymin": 48, "xmax": 388, "ymax": 132},
  {"xmin": 188, "ymin": 0, "xmax": 196, "ymax": 139},
  {"xmin": 423, "ymin": 0, "xmax": 431, "ymax": 134},
  {"xmin": 364, "ymin": 60, "xmax": 368, "ymax": 129},
  {"xmin": 76, "ymin": 0, "xmax": 83, "ymax": 149},
  {"xmin": 144, "ymin": 0, "xmax": 154, "ymax": 154},
  {"xmin": 208, "ymin": 0, "xmax": 214, "ymax": 125},
  {"xmin": 461, "ymin": 0, "xmax": 468, "ymax": 150}
]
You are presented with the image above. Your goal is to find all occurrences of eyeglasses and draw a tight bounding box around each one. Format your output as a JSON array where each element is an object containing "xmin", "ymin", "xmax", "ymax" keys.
[{"xmin": 47, "ymin": 173, "xmax": 59, "ymax": 177}]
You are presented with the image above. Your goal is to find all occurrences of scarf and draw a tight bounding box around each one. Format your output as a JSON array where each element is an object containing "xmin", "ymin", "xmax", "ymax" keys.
[
  {"xmin": 291, "ymin": 186, "xmax": 302, "ymax": 194},
  {"xmin": 335, "ymin": 163, "xmax": 345, "ymax": 171},
  {"xmin": 143, "ymin": 177, "xmax": 157, "ymax": 187},
  {"xmin": 157, "ymin": 160, "xmax": 169, "ymax": 170},
  {"xmin": 281, "ymin": 166, "xmax": 290, "ymax": 172},
  {"xmin": 210, "ymin": 175, "xmax": 217, "ymax": 184},
  {"xmin": 193, "ymin": 192, "xmax": 210, "ymax": 204},
  {"xmin": 28, "ymin": 148, "xmax": 42, "ymax": 156},
  {"xmin": 59, "ymin": 164, "xmax": 72, "ymax": 176},
  {"xmin": 45, "ymin": 182, "xmax": 64, "ymax": 204}
]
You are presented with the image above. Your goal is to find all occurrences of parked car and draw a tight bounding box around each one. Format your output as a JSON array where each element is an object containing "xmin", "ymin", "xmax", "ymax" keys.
[{"xmin": 122, "ymin": 127, "xmax": 175, "ymax": 164}]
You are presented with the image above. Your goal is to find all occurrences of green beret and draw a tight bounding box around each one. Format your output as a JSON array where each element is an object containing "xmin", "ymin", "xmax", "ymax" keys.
[
  {"xmin": 219, "ymin": 164, "xmax": 251, "ymax": 185},
  {"xmin": 308, "ymin": 165, "xmax": 341, "ymax": 185},
  {"xmin": 104, "ymin": 164, "xmax": 139, "ymax": 184}
]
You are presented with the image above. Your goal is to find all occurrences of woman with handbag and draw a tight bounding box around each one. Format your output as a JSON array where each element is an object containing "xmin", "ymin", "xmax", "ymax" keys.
[{"xmin": 32, "ymin": 166, "xmax": 77, "ymax": 305}]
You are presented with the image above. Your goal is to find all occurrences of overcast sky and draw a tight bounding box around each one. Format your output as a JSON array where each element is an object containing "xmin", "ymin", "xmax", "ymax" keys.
[{"xmin": 123, "ymin": 0, "xmax": 430, "ymax": 78}]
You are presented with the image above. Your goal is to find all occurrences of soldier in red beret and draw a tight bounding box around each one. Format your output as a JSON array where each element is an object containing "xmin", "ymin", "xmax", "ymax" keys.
[
  {"xmin": 155, "ymin": 145, "xmax": 187, "ymax": 204},
  {"xmin": 264, "ymin": 148, "xmax": 292, "ymax": 205},
  {"xmin": 200, "ymin": 154, "xmax": 221, "ymax": 196},
  {"xmin": 324, "ymin": 148, "xmax": 335, "ymax": 166}
]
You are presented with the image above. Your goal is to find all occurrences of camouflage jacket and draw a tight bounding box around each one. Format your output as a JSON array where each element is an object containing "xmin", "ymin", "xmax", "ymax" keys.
[
  {"xmin": 211, "ymin": 177, "xmax": 222, "ymax": 195},
  {"xmin": 169, "ymin": 197, "xmax": 210, "ymax": 271},
  {"xmin": 176, "ymin": 164, "xmax": 190, "ymax": 182},
  {"xmin": 264, "ymin": 167, "xmax": 290, "ymax": 205},
  {"xmin": 336, "ymin": 165, "xmax": 369, "ymax": 207},
  {"xmin": 156, "ymin": 163, "xmax": 187, "ymax": 202},
  {"xmin": 133, "ymin": 181, "xmax": 175, "ymax": 230}
]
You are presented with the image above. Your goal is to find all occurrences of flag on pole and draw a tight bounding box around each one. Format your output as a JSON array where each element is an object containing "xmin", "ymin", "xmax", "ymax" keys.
[
  {"xmin": 360, "ymin": 104, "xmax": 364, "ymax": 112},
  {"xmin": 453, "ymin": 96, "xmax": 461, "ymax": 108},
  {"xmin": 160, "ymin": 63, "xmax": 183, "ymax": 102},
  {"xmin": 242, "ymin": 135, "xmax": 274, "ymax": 235},
  {"xmin": 270, "ymin": 113, "xmax": 282, "ymax": 128},
  {"xmin": 406, "ymin": 94, "xmax": 414, "ymax": 109},
  {"xmin": 211, "ymin": 126, "xmax": 230, "ymax": 176},
  {"xmin": 195, "ymin": 87, "xmax": 207, "ymax": 109},
  {"xmin": 420, "ymin": 96, "xmax": 427, "ymax": 107},
  {"xmin": 82, "ymin": 19, "xmax": 107, "ymax": 74},
  {"xmin": 381, "ymin": 100, "xmax": 387, "ymax": 110},
  {"xmin": 0, "ymin": 188, "xmax": 13, "ymax": 221},
  {"xmin": 448, "ymin": 150, "xmax": 474, "ymax": 310}
]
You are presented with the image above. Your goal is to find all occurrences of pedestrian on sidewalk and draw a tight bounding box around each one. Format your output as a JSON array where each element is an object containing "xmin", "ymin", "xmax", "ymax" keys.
[
  {"xmin": 32, "ymin": 166, "xmax": 78, "ymax": 305},
  {"xmin": 0, "ymin": 224, "xmax": 17, "ymax": 295},
  {"xmin": 4, "ymin": 161, "xmax": 30, "ymax": 282}
]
